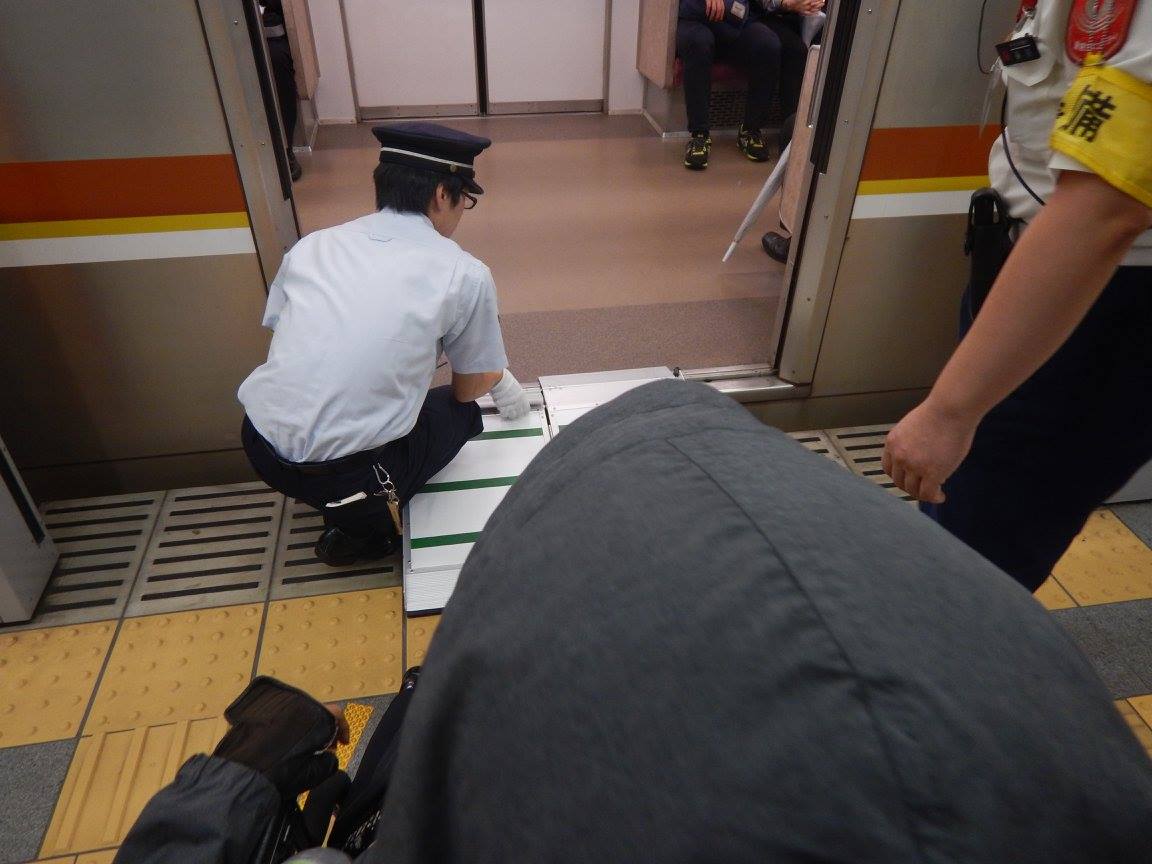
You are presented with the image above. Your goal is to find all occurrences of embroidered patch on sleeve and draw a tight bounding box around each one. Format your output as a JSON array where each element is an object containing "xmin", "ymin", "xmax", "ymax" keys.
[{"xmin": 1051, "ymin": 63, "xmax": 1152, "ymax": 208}]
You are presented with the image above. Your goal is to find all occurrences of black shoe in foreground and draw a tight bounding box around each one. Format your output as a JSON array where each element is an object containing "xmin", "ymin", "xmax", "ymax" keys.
[
  {"xmin": 683, "ymin": 134, "xmax": 711, "ymax": 170},
  {"xmin": 314, "ymin": 526, "xmax": 396, "ymax": 567},
  {"xmin": 738, "ymin": 125, "xmax": 770, "ymax": 162},
  {"xmin": 288, "ymin": 150, "xmax": 303, "ymax": 181},
  {"xmin": 761, "ymin": 230, "xmax": 791, "ymax": 263}
]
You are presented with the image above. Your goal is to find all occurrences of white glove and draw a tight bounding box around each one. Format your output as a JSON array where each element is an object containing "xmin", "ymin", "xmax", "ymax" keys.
[{"xmin": 490, "ymin": 369, "xmax": 531, "ymax": 420}]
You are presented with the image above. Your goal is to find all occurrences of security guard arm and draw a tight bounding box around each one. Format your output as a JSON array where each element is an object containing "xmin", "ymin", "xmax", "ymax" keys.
[{"xmin": 883, "ymin": 170, "xmax": 1152, "ymax": 503}]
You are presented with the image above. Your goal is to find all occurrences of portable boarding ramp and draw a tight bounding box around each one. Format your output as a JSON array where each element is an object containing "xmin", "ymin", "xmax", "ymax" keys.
[{"xmin": 402, "ymin": 368, "xmax": 677, "ymax": 615}]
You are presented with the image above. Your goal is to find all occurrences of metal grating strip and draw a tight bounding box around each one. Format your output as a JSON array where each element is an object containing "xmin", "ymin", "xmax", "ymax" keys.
[
  {"xmin": 10, "ymin": 491, "xmax": 166, "ymax": 630},
  {"xmin": 786, "ymin": 430, "xmax": 848, "ymax": 467},
  {"xmin": 124, "ymin": 482, "xmax": 282, "ymax": 616},
  {"xmin": 825, "ymin": 424, "xmax": 915, "ymax": 503},
  {"xmin": 270, "ymin": 498, "xmax": 400, "ymax": 600}
]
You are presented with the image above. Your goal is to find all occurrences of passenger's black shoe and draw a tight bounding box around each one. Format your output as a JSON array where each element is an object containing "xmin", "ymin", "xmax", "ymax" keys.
[
  {"xmin": 287, "ymin": 150, "xmax": 303, "ymax": 181},
  {"xmin": 737, "ymin": 125, "xmax": 770, "ymax": 162},
  {"xmin": 761, "ymin": 230, "xmax": 791, "ymax": 263},
  {"xmin": 314, "ymin": 527, "xmax": 395, "ymax": 567},
  {"xmin": 683, "ymin": 133, "xmax": 711, "ymax": 170}
]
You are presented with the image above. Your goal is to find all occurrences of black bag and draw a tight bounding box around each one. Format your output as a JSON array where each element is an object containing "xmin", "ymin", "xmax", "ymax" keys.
[{"xmin": 964, "ymin": 187, "xmax": 1017, "ymax": 319}]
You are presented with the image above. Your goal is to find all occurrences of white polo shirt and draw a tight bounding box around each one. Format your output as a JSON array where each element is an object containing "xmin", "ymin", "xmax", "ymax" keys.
[
  {"xmin": 989, "ymin": 0, "xmax": 1152, "ymax": 264},
  {"xmin": 238, "ymin": 209, "xmax": 509, "ymax": 462}
]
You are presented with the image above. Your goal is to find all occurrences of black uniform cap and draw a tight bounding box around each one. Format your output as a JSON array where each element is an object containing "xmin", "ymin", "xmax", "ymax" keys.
[{"xmin": 372, "ymin": 122, "xmax": 492, "ymax": 195}]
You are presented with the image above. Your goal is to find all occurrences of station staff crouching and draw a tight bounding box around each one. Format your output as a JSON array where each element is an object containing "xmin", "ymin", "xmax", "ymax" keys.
[
  {"xmin": 238, "ymin": 123, "xmax": 530, "ymax": 567},
  {"xmin": 883, "ymin": 0, "xmax": 1152, "ymax": 591}
]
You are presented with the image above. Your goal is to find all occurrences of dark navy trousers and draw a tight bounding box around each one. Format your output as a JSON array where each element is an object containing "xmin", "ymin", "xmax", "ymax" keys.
[
  {"xmin": 243, "ymin": 386, "xmax": 482, "ymax": 540},
  {"xmin": 924, "ymin": 265, "xmax": 1152, "ymax": 592}
]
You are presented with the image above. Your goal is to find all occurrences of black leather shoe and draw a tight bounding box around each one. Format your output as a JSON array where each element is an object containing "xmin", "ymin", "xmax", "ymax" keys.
[
  {"xmin": 287, "ymin": 150, "xmax": 303, "ymax": 181},
  {"xmin": 314, "ymin": 527, "xmax": 395, "ymax": 567},
  {"xmin": 761, "ymin": 230, "xmax": 791, "ymax": 263}
]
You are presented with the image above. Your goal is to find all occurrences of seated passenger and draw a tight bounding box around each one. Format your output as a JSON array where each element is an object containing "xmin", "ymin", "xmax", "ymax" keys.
[
  {"xmin": 677, "ymin": 0, "xmax": 817, "ymax": 169},
  {"xmin": 118, "ymin": 382, "xmax": 1152, "ymax": 863},
  {"xmin": 237, "ymin": 123, "xmax": 530, "ymax": 568}
]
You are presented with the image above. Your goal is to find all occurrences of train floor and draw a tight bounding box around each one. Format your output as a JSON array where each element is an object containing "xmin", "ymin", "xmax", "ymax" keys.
[
  {"xmin": 291, "ymin": 114, "xmax": 787, "ymax": 381},
  {"xmin": 3, "ymin": 422, "xmax": 1152, "ymax": 862}
]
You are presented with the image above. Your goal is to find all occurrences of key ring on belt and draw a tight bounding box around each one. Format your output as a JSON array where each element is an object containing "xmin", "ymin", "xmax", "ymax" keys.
[{"xmin": 372, "ymin": 463, "xmax": 404, "ymax": 534}]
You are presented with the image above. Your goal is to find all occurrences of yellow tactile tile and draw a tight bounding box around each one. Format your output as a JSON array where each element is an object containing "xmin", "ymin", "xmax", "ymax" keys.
[
  {"xmin": 1033, "ymin": 577, "xmax": 1077, "ymax": 611},
  {"xmin": 84, "ymin": 605, "xmax": 262, "ymax": 735},
  {"xmin": 40, "ymin": 716, "xmax": 228, "ymax": 858},
  {"xmin": 28, "ymin": 857, "xmax": 77, "ymax": 863},
  {"xmin": 258, "ymin": 589, "xmax": 403, "ymax": 700},
  {"xmin": 0, "ymin": 622, "xmax": 115, "ymax": 748},
  {"xmin": 1116, "ymin": 699, "xmax": 1152, "ymax": 760},
  {"xmin": 406, "ymin": 615, "xmax": 441, "ymax": 666},
  {"xmin": 1052, "ymin": 510, "xmax": 1152, "ymax": 606},
  {"xmin": 337, "ymin": 702, "xmax": 374, "ymax": 770}
]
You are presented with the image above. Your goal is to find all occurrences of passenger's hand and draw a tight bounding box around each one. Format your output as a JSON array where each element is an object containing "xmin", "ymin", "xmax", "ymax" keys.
[
  {"xmin": 490, "ymin": 369, "xmax": 531, "ymax": 420},
  {"xmin": 782, "ymin": 0, "xmax": 824, "ymax": 12},
  {"xmin": 706, "ymin": 0, "xmax": 725, "ymax": 22},
  {"xmin": 881, "ymin": 400, "xmax": 978, "ymax": 504}
]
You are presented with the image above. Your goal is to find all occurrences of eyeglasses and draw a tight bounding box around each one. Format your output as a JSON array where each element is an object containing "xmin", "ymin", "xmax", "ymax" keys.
[{"xmin": 463, "ymin": 192, "xmax": 478, "ymax": 210}]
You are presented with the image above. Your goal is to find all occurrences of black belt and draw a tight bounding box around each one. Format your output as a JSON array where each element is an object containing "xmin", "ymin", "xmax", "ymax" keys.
[{"xmin": 257, "ymin": 429, "xmax": 392, "ymax": 477}]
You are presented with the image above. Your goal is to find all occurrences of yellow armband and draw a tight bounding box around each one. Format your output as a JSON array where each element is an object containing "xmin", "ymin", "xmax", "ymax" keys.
[{"xmin": 1051, "ymin": 63, "xmax": 1152, "ymax": 208}]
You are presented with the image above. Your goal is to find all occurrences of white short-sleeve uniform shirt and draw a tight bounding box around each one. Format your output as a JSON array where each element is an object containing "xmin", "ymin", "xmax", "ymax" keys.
[
  {"xmin": 990, "ymin": 0, "xmax": 1152, "ymax": 264},
  {"xmin": 238, "ymin": 209, "xmax": 509, "ymax": 463}
]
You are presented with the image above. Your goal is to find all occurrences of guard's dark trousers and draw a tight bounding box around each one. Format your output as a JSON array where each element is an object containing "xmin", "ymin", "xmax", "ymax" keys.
[
  {"xmin": 242, "ymin": 386, "xmax": 483, "ymax": 541},
  {"xmin": 925, "ymin": 265, "xmax": 1152, "ymax": 592},
  {"xmin": 675, "ymin": 16, "xmax": 806, "ymax": 135}
]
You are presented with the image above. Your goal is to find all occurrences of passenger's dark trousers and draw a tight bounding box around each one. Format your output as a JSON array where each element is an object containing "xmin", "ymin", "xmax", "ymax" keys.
[
  {"xmin": 675, "ymin": 16, "xmax": 807, "ymax": 135},
  {"xmin": 242, "ymin": 387, "xmax": 483, "ymax": 540},
  {"xmin": 924, "ymin": 265, "xmax": 1152, "ymax": 592}
]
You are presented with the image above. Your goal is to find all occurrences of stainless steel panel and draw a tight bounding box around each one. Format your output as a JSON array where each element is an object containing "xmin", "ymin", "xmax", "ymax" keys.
[
  {"xmin": 21, "ymin": 449, "xmax": 259, "ymax": 506},
  {"xmin": 125, "ymin": 481, "xmax": 281, "ymax": 615},
  {"xmin": 786, "ymin": 430, "xmax": 847, "ymax": 466},
  {"xmin": 271, "ymin": 498, "xmax": 400, "ymax": 600},
  {"xmin": 7, "ymin": 491, "xmax": 164, "ymax": 630},
  {"xmin": 873, "ymin": 0, "xmax": 1017, "ymax": 127},
  {"xmin": 198, "ymin": 0, "xmax": 300, "ymax": 283},
  {"xmin": 358, "ymin": 104, "xmax": 481, "ymax": 120},
  {"xmin": 811, "ymin": 214, "xmax": 966, "ymax": 395},
  {"xmin": 0, "ymin": 255, "xmax": 272, "ymax": 469},
  {"xmin": 743, "ymin": 387, "xmax": 928, "ymax": 434},
  {"xmin": 0, "ymin": 0, "xmax": 232, "ymax": 161},
  {"xmin": 0, "ymin": 435, "xmax": 58, "ymax": 623},
  {"xmin": 487, "ymin": 101, "xmax": 605, "ymax": 116},
  {"xmin": 775, "ymin": 0, "xmax": 904, "ymax": 385}
]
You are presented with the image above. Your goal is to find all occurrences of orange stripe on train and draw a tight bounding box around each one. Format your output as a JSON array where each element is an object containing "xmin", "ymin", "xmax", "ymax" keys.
[
  {"xmin": 0, "ymin": 155, "xmax": 247, "ymax": 223},
  {"xmin": 859, "ymin": 126, "xmax": 1001, "ymax": 182}
]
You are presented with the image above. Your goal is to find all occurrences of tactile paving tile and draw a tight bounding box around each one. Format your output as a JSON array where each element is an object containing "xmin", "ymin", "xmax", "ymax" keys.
[
  {"xmin": 84, "ymin": 605, "xmax": 262, "ymax": 735},
  {"xmin": 125, "ymin": 482, "xmax": 282, "ymax": 616},
  {"xmin": 271, "ymin": 498, "xmax": 400, "ymax": 600},
  {"xmin": 1033, "ymin": 577, "xmax": 1077, "ymax": 611},
  {"xmin": 0, "ymin": 622, "xmax": 115, "ymax": 748},
  {"xmin": 826, "ymin": 425, "xmax": 915, "ymax": 502},
  {"xmin": 40, "ymin": 716, "xmax": 229, "ymax": 858},
  {"xmin": 27, "ymin": 492, "xmax": 163, "ymax": 628},
  {"xmin": 258, "ymin": 589, "xmax": 403, "ymax": 701},
  {"xmin": 406, "ymin": 614, "xmax": 441, "ymax": 666},
  {"xmin": 787, "ymin": 430, "xmax": 848, "ymax": 466},
  {"xmin": 1051, "ymin": 510, "xmax": 1152, "ymax": 606},
  {"xmin": 1117, "ymin": 698, "xmax": 1152, "ymax": 759}
]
